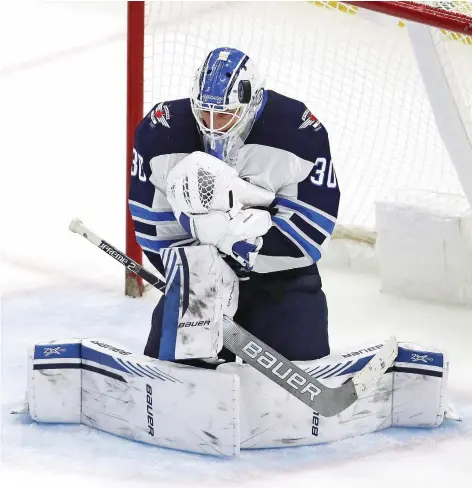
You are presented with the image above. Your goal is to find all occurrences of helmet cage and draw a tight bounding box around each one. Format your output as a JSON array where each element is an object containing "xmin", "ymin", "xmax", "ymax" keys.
[{"xmin": 191, "ymin": 99, "xmax": 250, "ymax": 141}]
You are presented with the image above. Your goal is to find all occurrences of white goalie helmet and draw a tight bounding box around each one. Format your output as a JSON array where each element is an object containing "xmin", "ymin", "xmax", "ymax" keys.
[{"xmin": 190, "ymin": 47, "xmax": 265, "ymax": 161}]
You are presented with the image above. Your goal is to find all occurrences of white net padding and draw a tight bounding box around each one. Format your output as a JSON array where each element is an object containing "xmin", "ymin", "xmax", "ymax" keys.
[{"xmin": 141, "ymin": 0, "xmax": 472, "ymax": 242}]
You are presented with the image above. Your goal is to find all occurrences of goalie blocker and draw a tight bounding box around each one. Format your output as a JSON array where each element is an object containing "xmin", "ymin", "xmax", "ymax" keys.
[{"xmin": 22, "ymin": 338, "xmax": 450, "ymax": 456}]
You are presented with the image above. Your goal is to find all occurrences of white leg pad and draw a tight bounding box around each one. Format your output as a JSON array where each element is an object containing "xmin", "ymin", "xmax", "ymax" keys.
[
  {"xmin": 28, "ymin": 340, "xmax": 82, "ymax": 423},
  {"xmin": 391, "ymin": 343, "xmax": 448, "ymax": 428},
  {"xmin": 25, "ymin": 339, "xmax": 449, "ymax": 454},
  {"xmin": 218, "ymin": 342, "xmax": 448, "ymax": 449},
  {"xmin": 27, "ymin": 338, "xmax": 240, "ymax": 456}
]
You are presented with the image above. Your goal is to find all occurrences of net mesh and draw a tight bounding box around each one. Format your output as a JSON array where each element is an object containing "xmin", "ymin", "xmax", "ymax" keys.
[{"xmin": 142, "ymin": 1, "xmax": 472, "ymax": 235}]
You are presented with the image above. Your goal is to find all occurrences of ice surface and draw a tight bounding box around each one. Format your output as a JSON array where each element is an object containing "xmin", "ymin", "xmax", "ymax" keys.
[
  {"xmin": 1, "ymin": 2, "xmax": 471, "ymax": 487},
  {"xmin": 2, "ymin": 271, "xmax": 472, "ymax": 488}
]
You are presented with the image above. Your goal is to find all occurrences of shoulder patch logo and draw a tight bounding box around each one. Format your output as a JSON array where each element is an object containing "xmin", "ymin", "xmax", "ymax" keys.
[
  {"xmin": 299, "ymin": 109, "xmax": 321, "ymax": 131},
  {"xmin": 150, "ymin": 102, "xmax": 171, "ymax": 128}
]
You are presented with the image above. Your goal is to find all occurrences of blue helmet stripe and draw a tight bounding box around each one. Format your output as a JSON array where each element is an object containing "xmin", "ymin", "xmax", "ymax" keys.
[
  {"xmin": 198, "ymin": 48, "xmax": 249, "ymax": 105},
  {"xmin": 201, "ymin": 49, "xmax": 227, "ymax": 100}
]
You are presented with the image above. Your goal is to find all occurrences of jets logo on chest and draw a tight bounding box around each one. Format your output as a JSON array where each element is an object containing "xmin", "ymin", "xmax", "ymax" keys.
[
  {"xmin": 150, "ymin": 103, "xmax": 171, "ymax": 128},
  {"xmin": 299, "ymin": 109, "xmax": 321, "ymax": 131}
]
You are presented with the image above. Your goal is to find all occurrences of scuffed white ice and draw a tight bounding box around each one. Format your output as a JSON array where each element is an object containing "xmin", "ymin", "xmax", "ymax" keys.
[{"xmin": 2, "ymin": 270, "xmax": 472, "ymax": 488}]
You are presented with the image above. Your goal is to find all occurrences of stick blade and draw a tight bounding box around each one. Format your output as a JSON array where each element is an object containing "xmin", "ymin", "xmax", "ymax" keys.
[{"xmin": 352, "ymin": 336, "xmax": 398, "ymax": 394}]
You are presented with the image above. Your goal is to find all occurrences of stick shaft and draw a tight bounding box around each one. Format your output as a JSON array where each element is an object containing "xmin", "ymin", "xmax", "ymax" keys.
[
  {"xmin": 69, "ymin": 219, "xmax": 166, "ymax": 292},
  {"xmin": 69, "ymin": 218, "xmax": 396, "ymax": 417}
]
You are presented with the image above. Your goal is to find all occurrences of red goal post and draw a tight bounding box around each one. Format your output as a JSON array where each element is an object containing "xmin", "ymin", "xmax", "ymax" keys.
[
  {"xmin": 126, "ymin": 1, "xmax": 145, "ymax": 297},
  {"xmin": 125, "ymin": 1, "xmax": 472, "ymax": 297}
]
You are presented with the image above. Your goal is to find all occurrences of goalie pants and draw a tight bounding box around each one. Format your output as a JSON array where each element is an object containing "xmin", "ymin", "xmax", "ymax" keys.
[{"xmin": 145, "ymin": 272, "xmax": 329, "ymax": 362}]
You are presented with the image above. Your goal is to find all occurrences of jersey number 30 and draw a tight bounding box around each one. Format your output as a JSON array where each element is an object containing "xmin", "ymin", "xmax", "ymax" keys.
[
  {"xmin": 131, "ymin": 148, "xmax": 147, "ymax": 182},
  {"xmin": 310, "ymin": 158, "xmax": 337, "ymax": 188}
]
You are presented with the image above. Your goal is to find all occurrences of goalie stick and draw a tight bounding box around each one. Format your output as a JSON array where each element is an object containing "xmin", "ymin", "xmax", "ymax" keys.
[{"xmin": 69, "ymin": 218, "xmax": 398, "ymax": 417}]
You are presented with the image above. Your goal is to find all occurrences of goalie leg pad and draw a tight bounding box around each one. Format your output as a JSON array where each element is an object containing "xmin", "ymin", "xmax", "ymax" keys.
[
  {"xmin": 25, "ymin": 339, "xmax": 449, "ymax": 455},
  {"xmin": 218, "ymin": 342, "xmax": 449, "ymax": 449},
  {"xmin": 391, "ymin": 343, "xmax": 448, "ymax": 428},
  {"xmin": 28, "ymin": 340, "xmax": 82, "ymax": 423},
  {"xmin": 26, "ymin": 338, "xmax": 240, "ymax": 456},
  {"xmin": 158, "ymin": 245, "xmax": 239, "ymax": 360}
]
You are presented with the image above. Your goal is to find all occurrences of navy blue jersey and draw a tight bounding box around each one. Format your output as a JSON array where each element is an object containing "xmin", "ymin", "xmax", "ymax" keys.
[{"xmin": 129, "ymin": 91, "xmax": 340, "ymax": 275}]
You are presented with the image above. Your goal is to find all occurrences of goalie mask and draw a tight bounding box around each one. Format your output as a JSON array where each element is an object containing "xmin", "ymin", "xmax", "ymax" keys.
[{"xmin": 190, "ymin": 47, "xmax": 265, "ymax": 162}]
